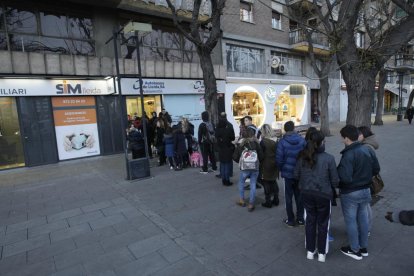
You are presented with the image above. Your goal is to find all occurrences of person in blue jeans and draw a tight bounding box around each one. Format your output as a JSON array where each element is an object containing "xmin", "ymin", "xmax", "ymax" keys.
[
  {"xmin": 276, "ymin": 121, "xmax": 306, "ymax": 227},
  {"xmin": 234, "ymin": 128, "xmax": 263, "ymax": 212},
  {"xmin": 337, "ymin": 125, "xmax": 380, "ymax": 261}
]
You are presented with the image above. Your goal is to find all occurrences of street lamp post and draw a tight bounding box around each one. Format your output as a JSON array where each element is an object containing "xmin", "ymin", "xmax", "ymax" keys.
[
  {"xmin": 397, "ymin": 71, "xmax": 404, "ymax": 121},
  {"xmin": 106, "ymin": 22, "xmax": 152, "ymax": 180}
]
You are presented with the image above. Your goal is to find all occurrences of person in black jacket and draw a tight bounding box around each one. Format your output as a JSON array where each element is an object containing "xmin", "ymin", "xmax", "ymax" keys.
[
  {"xmin": 215, "ymin": 117, "xmax": 235, "ymax": 186},
  {"xmin": 406, "ymin": 106, "xmax": 414, "ymax": 124},
  {"xmin": 338, "ymin": 125, "xmax": 380, "ymax": 261},
  {"xmin": 294, "ymin": 130, "xmax": 339, "ymax": 263},
  {"xmin": 385, "ymin": 210, "xmax": 414, "ymax": 226},
  {"xmin": 127, "ymin": 125, "xmax": 145, "ymax": 159},
  {"xmin": 198, "ymin": 111, "xmax": 217, "ymax": 174}
]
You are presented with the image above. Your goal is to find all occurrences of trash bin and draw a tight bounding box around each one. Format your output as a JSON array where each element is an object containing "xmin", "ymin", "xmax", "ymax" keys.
[{"xmin": 127, "ymin": 157, "xmax": 150, "ymax": 180}]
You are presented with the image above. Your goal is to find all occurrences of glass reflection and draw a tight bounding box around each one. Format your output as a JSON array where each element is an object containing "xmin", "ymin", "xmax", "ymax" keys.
[{"xmin": 0, "ymin": 98, "xmax": 25, "ymax": 170}]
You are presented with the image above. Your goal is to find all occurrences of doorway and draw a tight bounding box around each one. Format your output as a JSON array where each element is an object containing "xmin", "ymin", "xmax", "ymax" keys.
[{"xmin": 18, "ymin": 97, "xmax": 58, "ymax": 166}]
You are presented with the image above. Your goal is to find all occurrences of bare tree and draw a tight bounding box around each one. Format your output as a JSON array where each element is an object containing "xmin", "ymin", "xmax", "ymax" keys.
[
  {"xmin": 293, "ymin": 0, "xmax": 414, "ymax": 126},
  {"xmin": 165, "ymin": 0, "xmax": 225, "ymax": 124},
  {"xmin": 373, "ymin": 68, "xmax": 386, "ymax": 125}
]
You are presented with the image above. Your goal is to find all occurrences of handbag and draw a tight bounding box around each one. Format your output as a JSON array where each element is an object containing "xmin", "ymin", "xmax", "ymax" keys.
[{"xmin": 371, "ymin": 174, "xmax": 384, "ymax": 195}]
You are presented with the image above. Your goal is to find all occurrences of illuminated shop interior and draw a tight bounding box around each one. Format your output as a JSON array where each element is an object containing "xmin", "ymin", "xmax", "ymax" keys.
[
  {"xmin": 0, "ymin": 98, "xmax": 25, "ymax": 170},
  {"xmin": 231, "ymin": 91, "xmax": 265, "ymax": 127},
  {"xmin": 274, "ymin": 85, "xmax": 305, "ymax": 123},
  {"xmin": 126, "ymin": 95, "xmax": 162, "ymax": 119}
]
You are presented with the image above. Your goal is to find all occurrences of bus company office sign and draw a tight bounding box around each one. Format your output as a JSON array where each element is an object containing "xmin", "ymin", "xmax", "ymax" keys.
[{"xmin": 121, "ymin": 78, "xmax": 226, "ymax": 95}]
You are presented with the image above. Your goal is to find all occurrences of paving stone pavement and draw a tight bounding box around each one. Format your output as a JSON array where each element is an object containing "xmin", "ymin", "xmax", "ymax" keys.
[{"xmin": 0, "ymin": 115, "xmax": 413, "ymax": 276}]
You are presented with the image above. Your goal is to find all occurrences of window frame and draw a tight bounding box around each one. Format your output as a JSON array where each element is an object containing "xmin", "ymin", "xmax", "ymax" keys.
[
  {"xmin": 240, "ymin": 1, "xmax": 254, "ymax": 23},
  {"xmin": 271, "ymin": 11, "xmax": 282, "ymax": 30}
]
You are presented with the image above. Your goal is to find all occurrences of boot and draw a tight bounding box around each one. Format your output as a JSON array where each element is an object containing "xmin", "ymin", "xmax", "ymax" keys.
[
  {"xmin": 261, "ymin": 195, "xmax": 273, "ymax": 208},
  {"xmin": 272, "ymin": 197, "xmax": 279, "ymax": 206},
  {"xmin": 222, "ymin": 179, "xmax": 232, "ymax": 186}
]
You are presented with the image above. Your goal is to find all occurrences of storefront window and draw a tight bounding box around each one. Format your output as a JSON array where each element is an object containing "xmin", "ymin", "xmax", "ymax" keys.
[
  {"xmin": 126, "ymin": 95, "xmax": 162, "ymax": 120},
  {"xmin": 231, "ymin": 91, "xmax": 264, "ymax": 127},
  {"xmin": 0, "ymin": 98, "xmax": 25, "ymax": 169},
  {"xmin": 274, "ymin": 89, "xmax": 305, "ymax": 124}
]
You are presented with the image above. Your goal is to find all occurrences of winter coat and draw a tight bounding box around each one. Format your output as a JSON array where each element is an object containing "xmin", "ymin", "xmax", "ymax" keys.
[
  {"xmin": 276, "ymin": 132, "xmax": 306, "ymax": 179},
  {"xmin": 337, "ymin": 142, "xmax": 380, "ymax": 194},
  {"xmin": 406, "ymin": 108, "xmax": 414, "ymax": 119},
  {"xmin": 198, "ymin": 121, "xmax": 215, "ymax": 145},
  {"xmin": 173, "ymin": 130, "xmax": 188, "ymax": 156},
  {"xmin": 362, "ymin": 135, "xmax": 379, "ymax": 151},
  {"xmin": 294, "ymin": 150, "xmax": 339, "ymax": 200},
  {"xmin": 163, "ymin": 133, "xmax": 174, "ymax": 157},
  {"xmin": 215, "ymin": 123, "xmax": 236, "ymax": 163},
  {"xmin": 234, "ymin": 138, "xmax": 264, "ymax": 168},
  {"xmin": 127, "ymin": 130, "xmax": 145, "ymax": 151},
  {"xmin": 154, "ymin": 127, "xmax": 165, "ymax": 148},
  {"xmin": 260, "ymin": 138, "xmax": 279, "ymax": 181},
  {"xmin": 392, "ymin": 210, "xmax": 414, "ymax": 226}
]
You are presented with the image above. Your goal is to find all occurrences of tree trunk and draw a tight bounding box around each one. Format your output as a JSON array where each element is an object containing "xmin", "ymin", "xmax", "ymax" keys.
[
  {"xmin": 344, "ymin": 72, "xmax": 376, "ymax": 127},
  {"xmin": 197, "ymin": 47, "xmax": 218, "ymax": 124},
  {"xmin": 407, "ymin": 89, "xmax": 414, "ymax": 108},
  {"xmin": 319, "ymin": 77, "xmax": 331, "ymax": 136},
  {"xmin": 373, "ymin": 70, "xmax": 386, "ymax": 125}
]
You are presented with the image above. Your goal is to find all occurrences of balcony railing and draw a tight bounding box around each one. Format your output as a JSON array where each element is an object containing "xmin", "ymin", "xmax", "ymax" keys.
[
  {"xmin": 395, "ymin": 54, "xmax": 414, "ymax": 70},
  {"xmin": 289, "ymin": 29, "xmax": 329, "ymax": 48},
  {"xmin": 287, "ymin": 0, "xmax": 322, "ymax": 7}
]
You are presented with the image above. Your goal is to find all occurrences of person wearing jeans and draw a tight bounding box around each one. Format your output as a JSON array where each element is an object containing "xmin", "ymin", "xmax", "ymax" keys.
[
  {"xmin": 238, "ymin": 170, "xmax": 259, "ymax": 208},
  {"xmin": 276, "ymin": 121, "xmax": 306, "ymax": 227},
  {"xmin": 337, "ymin": 125, "xmax": 380, "ymax": 261},
  {"xmin": 340, "ymin": 188, "xmax": 371, "ymax": 254}
]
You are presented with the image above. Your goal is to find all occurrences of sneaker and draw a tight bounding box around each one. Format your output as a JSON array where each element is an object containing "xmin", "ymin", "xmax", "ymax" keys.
[
  {"xmin": 247, "ymin": 204, "xmax": 255, "ymax": 212},
  {"xmin": 199, "ymin": 170, "xmax": 208, "ymax": 174},
  {"xmin": 284, "ymin": 219, "xmax": 295, "ymax": 228},
  {"xmin": 360, "ymin": 248, "xmax": 369, "ymax": 257},
  {"xmin": 318, "ymin": 253, "xmax": 326, "ymax": 263},
  {"xmin": 170, "ymin": 166, "xmax": 174, "ymax": 170},
  {"xmin": 296, "ymin": 219, "xmax": 305, "ymax": 226},
  {"xmin": 244, "ymin": 185, "xmax": 250, "ymax": 190},
  {"xmin": 215, "ymin": 174, "xmax": 222, "ymax": 178},
  {"xmin": 329, "ymin": 234, "xmax": 334, "ymax": 242},
  {"xmin": 340, "ymin": 246, "xmax": 363, "ymax": 260},
  {"xmin": 307, "ymin": 251, "xmax": 315, "ymax": 260},
  {"xmin": 368, "ymin": 231, "xmax": 371, "ymax": 237}
]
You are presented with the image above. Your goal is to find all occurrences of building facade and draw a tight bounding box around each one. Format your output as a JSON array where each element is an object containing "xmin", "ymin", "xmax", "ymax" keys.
[{"xmin": 0, "ymin": 0, "xmax": 225, "ymax": 170}]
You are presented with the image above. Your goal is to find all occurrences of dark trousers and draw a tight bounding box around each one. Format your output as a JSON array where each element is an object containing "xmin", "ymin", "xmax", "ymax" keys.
[
  {"xmin": 200, "ymin": 142, "xmax": 216, "ymax": 172},
  {"xmin": 303, "ymin": 194, "xmax": 331, "ymax": 254},
  {"xmin": 284, "ymin": 178, "xmax": 304, "ymax": 222},
  {"xmin": 158, "ymin": 147, "xmax": 166, "ymax": 165},
  {"xmin": 132, "ymin": 148, "xmax": 145, "ymax": 159},
  {"xmin": 262, "ymin": 180, "xmax": 279, "ymax": 202},
  {"xmin": 167, "ymin": 157, "xmax": 174, "ymax": 167},
  {"xmin": 220, "ymin": 161, "xmax": 232, "ymax": 181},
  {"xmin": 409, "ymin": 117, "xmax": 413, "ymax": 124}
]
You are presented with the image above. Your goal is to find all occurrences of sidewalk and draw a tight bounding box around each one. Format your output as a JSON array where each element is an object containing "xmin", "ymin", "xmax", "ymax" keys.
[{"xmin": 0, "ymin": 115, "xmax": 413, "ymax": 276}]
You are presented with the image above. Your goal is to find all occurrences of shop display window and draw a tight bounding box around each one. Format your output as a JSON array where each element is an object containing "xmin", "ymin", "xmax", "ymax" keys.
[
  {"xmin": 126, "ymin": 95, "xmax": 162, "ymax": 121},
  {"xmin": 274, "ymin": 91, "xmax": 304, "ymax": 124},
  {"xmin": 231, "ymin": 92, "xmax": 264, "ymax": 127},
  {"xmin": 0, "ymin": 98, "xmax": 25, "ymax": 169}
]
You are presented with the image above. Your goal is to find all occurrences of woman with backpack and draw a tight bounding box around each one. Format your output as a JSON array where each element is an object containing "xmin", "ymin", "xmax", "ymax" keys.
[
  {"xmin": 294, "ymin": 130, "xmax": 339, "ymax": 262},
  {"xmin": 233, "ymin": 127, "xmax": 263, "ymax": 212}
]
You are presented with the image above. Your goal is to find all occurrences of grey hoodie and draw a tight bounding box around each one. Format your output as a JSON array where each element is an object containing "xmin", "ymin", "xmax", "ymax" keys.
[{"xmin": 362, "ymin": 135, "xmax": 379, "ymax": 151}]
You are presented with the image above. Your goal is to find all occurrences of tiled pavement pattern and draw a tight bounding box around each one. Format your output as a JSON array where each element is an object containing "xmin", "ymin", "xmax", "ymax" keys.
[{"xmin": 0, "ymin": 115, "xmax": 413, "ymax": 275}]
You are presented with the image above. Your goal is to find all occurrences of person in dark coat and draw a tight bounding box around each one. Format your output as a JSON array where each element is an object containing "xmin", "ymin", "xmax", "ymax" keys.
[
  {"xmin": 154, "ymin": 119, "xmax": 166, "ymax": 166},
  {"xmin": 216, "ymin": 112, "xmax": 235, "ymax": 179},
  {"xmin": 181, "ymin": 117, "xmax": 194, "ymax": 166},
  {"xmin": 385, "ymin": 210, "xmax": 414, "ymax": 226},
  {"xmin": 294, "ymin": 130, "xmax": 339, "ymax": 262},
  {"xmin": 198, "ymin": 111, "xmax": 217, "ymax": 174},
  {"xmin": 406, "ymin": 106, "xmax": 414, "ymax": 124},
  {"xmin": 163, "ymin": 127, "xmax": 175, "ymax": 169},
  {"xmin": 127, "ymin": 125, "xmax": 145, "ymax": 159},
  {"xmin": 215, "ymin": 118, "xmax": 236, "ymax": 186},
  {"xmin": 276, "ymin": 121, "xmax": 306, "ymax": 227},
  {"xmin": 259, "ymin": 124, "xmax": 280, "ymax": 207},
  {"xmin": 173, "ymin": 127, "xmax": 187, "ymax": 171}
]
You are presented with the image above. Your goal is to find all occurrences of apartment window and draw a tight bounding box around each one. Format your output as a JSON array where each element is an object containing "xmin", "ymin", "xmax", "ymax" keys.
[
  {"xmin": 271, "ymin": 51, "xmax": 304, "ymax": 76},
  {"xmin": 355, "ymin": 31, "xmax": 365, "ymax": 48},
  {"xmin": 120, "ymin": 25, "xmax": 203, "ymax": 63},
  {"xmin": 226, "ymin": 44, "xmax": 265, "ymax": 73},
  {"xmin": 240, "ymin": 1, "xmax": 253, "ymax": 23},
  {"xmin": 272, "ymin": 11, "xmax": 281, "ymax": 30},
  {"xmin": 1, "ymin": 6, "xmax": 95, "ymax": 55}
]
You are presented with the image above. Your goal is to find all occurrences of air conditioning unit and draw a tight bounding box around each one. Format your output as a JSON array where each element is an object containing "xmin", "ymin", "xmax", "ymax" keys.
[
  {"xmin": 276, "ymin": 64, "xmax": 288, "ymax": 74},
  {"xmin": 270, "ymin": 56, "xmax": 281, "ymax": 68}
]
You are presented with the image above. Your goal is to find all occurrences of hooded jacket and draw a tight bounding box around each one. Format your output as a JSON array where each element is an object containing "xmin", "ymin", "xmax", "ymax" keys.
[
  {"xmin": 362, "ymin": 135, "xmax": 379, "ymax": 151},
  {"xmin": 276, "ymin": 132, "xmax": 306, "ymax": 179}
]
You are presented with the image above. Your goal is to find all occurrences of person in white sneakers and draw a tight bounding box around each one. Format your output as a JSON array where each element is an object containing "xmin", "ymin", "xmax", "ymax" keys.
[{"xmin": 294, "ymin": 130, "xmax": 339, "ymax": 262}]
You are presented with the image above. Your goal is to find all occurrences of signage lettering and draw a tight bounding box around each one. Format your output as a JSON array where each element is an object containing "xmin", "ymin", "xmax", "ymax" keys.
[
  {"xmin": 0, "ymin": 88, "xmax": 27, "ymax": 95},
  {"xmin": 56, "ymin": 81, "xmax": 102, "ymax": 95}
]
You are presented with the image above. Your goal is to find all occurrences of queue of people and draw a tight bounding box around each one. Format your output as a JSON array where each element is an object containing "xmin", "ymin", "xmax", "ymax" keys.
[{"xmin": 127, "ymin": 109, "xmax": 394, "ymax": 263}]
